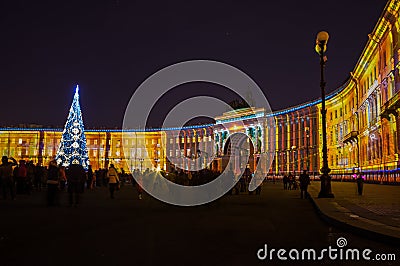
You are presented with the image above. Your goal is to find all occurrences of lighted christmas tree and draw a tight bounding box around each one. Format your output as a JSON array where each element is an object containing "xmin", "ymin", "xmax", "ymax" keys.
[{"xmin": 56, "ymin": 85, "xmax": 90, "ymax": 170}]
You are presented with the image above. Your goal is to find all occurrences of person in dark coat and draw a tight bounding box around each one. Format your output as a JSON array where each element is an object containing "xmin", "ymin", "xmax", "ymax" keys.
[
  {"xmin": 356, "ymin": 173, "xmax": 364, "ymax": 196},
  {"xmin": 46, "ymin": 160, "xmax": 60, "ymax": 206},
  {"xmin": 34, "ymin": 162, "xmax": 44, "ymax": 191},
  {"xmin": 283, "ymin": 174, "xmax": 288, "ymax": 190},
  {"xmin": 299, "ymin": 170, "xmax": 311, "ymax": 199},
  {"xmin": 0, "ymin": 156, "xmax": 17, "ymax": 200},
  {"xmin": 87, "ymin": 165, "xmax": 93, "ymax": 190},
  {"xmin": 66, "ymin": 164, "xmax": 86, "ymax": 207}
]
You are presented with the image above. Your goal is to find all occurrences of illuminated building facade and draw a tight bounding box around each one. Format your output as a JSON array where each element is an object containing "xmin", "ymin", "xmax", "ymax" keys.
[{"xmin": 0, "ymin": 1, "xmax": 399, "ymax": 181}]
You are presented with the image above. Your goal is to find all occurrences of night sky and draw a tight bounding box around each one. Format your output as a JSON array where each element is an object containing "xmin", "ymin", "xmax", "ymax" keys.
[{"xmin": 0, "ymin": 0, "xmax": 386, "ymax": 128}]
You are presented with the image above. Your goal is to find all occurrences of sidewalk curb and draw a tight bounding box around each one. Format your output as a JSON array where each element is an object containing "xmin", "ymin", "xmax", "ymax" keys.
[{"xmin": 308, "ymin": 194, "xmax": 400, "ymax": 247}]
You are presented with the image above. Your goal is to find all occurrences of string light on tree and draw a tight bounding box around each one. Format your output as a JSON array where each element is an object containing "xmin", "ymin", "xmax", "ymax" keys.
[{"xmin": 55, "ymin": 85, "xmax": 90, "ymax": 170}]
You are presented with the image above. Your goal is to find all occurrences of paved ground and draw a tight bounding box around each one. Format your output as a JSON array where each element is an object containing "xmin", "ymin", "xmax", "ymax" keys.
[
  {"xmin": 309, "ymin": 181, "xmax": 400, "ymax": 244},
  {"xmin": 0, "ymin": 182, "xmax": 398, "ymax": 266}
]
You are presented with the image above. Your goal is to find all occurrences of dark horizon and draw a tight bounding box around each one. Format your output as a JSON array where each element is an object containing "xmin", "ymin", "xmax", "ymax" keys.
[{"xmin": 0, "ymin": 0, "xmax": 386, "ymax": 128}]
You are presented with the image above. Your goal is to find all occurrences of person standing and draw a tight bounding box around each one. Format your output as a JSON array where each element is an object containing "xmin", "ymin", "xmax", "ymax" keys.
[
  {"xmin": 135, "ymin": 172, "xmax": 143, "ymax": 200},
  {"xmin": 0, "ymin": 156, "xmax": 17, "ymax": 200},
  {"xmin": 16, "ymin": 160, "xmax": 27, "ymax": 194},
  {"xmin": 356, "ymin": 173, "xmax": 364, "ymax": 196},
  {"xmin": 66, "ymin": 164, "xmax": 86, "ymax": 207},
  {"xmin": 46, "ymin": 160, "xmax": 60, "ymax": 206},
  {"xmin": 26, "ymin": 161, "xmax": 35, "ymax": 194},
  {"xmin": 34, "ymin": 162, "xmax": 44, "ymax": 191},
  {"xmin": 283, "ymin": 174, "xmax": 288, "ymax": 190},
  {"xmin": 107, "ymin": 164, "xmax": 119, "ymax": 199},
  {"xmin": 58, "ymin": 166, "xmax": 66, "ymax": 191},
  {"xmin": 87, "ymin": 165, "xmax": 93, "ymax": 190},
  {"xmin": 299, "ymin": 170, "xmax": 311, "ymax": 199}
]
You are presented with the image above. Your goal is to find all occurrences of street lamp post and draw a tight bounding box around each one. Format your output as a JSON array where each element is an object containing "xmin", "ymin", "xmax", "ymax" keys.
[
  {"xmin": 315, "ymin": 31, "xmax": 334, "ymax": 198},
  {"xmin": 305, "ymin": 127, "xmax": 310, "ymax": 171}
]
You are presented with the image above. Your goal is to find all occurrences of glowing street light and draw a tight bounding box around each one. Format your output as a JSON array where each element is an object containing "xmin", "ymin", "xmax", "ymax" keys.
[{"xmin": 315, "ymin": 31, "xmax": 334, "ymax": 198}]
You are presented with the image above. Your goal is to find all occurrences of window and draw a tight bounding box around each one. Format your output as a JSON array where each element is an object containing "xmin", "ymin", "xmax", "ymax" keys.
[
  {"xmin": 340, "ymin": 108, "xmax": 342, "ymax": 117},
  {"xmin": 330, "ymin": 112, "xmax": 333, "ymax": 121},
  {"xmin": 335, "ymin": 110, "xmax": 337, "ymax": 119},
  {"xmin": 18, "ymin": 138, "xmax": 22, "ymax": 144},
  {"xmin": 94, "ymin": 139, "xmax": 98, "ymax": 145}
]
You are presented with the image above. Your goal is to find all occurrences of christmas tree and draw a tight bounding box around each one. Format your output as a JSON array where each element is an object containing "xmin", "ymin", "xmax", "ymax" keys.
[{"xmin": 56, "ymin": 85, "xmax": 90, "ymax": 170}]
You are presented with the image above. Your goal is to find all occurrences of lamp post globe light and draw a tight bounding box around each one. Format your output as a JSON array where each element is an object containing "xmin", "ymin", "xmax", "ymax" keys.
[{"xmin": 315, "ymin": 31, "xmax": 334, "ymax": 198}]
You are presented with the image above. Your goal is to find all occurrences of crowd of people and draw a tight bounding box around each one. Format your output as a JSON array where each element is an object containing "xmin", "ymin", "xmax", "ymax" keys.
[
  {"xmin": 1, "ymin": 155, "xmax": 315, "ymax": 206},
  {"xmin": 0, "ymin": 156, "xmax": 145, "ymax": 206},
  {"xmin": 281, "ymin": 170, "xmax": 311, "ymax": 199}
]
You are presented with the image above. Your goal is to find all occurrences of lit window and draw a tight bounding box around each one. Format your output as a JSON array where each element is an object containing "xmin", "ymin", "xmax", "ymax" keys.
[
  {"xmin": 18, "ymin": 138, "xmax": 22, "ymax": 144},
  {"xmin": 94, "ymin": 139, "xmax": 98, "ymax": 145}
]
